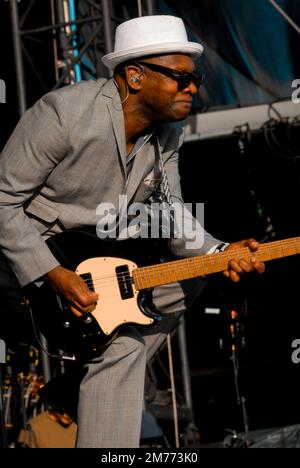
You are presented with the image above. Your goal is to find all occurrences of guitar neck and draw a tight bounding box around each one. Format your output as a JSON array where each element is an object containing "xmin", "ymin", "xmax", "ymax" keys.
[{"xmin": 132, "ymin": 237, "xmax": 300, "ymax": 291}]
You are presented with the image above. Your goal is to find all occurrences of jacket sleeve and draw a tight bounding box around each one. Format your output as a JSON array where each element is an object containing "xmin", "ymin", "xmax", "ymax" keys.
[
  {"xmin": 0, "ymin": 92, "xmax": 69, "ymax": 286},
  {"xmin": 159, "ymin": 126, "xmax": 224, "ymax": 258}
]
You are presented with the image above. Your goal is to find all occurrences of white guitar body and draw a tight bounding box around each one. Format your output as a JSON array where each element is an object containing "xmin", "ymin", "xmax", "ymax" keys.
[{"xmin": 76, "ymin": 257, "xmax": 155, "ymax": 336}]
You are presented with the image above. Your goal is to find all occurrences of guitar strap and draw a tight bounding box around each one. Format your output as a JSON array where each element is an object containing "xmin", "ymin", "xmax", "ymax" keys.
[
  {"xmin": 154, "ymin": 135, "xmax": 173, "ymax": 206},
  {"xmin": 153, "ymin": 136, "xmax": 177, "ymax": 238}
]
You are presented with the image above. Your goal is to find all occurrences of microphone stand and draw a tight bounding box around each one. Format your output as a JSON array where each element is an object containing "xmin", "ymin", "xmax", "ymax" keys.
[{"xmin": 225, "ymin": 308, "xmax": 251, "ymax": 448}]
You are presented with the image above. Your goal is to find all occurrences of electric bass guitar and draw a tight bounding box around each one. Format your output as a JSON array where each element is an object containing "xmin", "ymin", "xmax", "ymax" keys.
[{"xmin": 25, "ymin": 230, "xmax": 300, "ymax": 360}]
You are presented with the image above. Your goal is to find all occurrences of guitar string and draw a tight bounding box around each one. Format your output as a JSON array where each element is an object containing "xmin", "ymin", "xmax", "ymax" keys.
[
  {"xmin": 83, "ymin": 252, "xmax": 298, "ymax": 288},
  {"xmin": 80, "ymin": 239, "xmax": 300, "ymax": 287},
  {"xmin": 83, "ymin": 256, "xmax": 300, "ymax": 289},
  {"xmin": 81, "ymin": 237, "xmax": 300, "ymax": 283},
  {"xmin": 82, "ymin": 238, "xmax": 300, "ymax": 277}
]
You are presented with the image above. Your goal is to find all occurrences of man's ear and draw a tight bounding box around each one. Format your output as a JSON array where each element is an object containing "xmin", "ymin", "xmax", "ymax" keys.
[{"xmin": 126, "ymin": 63, "xmax": 143, "ymax": 90}]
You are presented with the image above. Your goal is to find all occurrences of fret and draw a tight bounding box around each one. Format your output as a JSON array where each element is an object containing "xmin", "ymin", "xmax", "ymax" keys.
[
  {"xmin": 208, "ymin": 255, "xmax": 214, "ymax": 274},
  {"xmin": 218, "ymin": 251, "xmax": 223, "ymax": 271},
  {"xmin": 147, "ymin": 265, "xmax": 152, "ymax": 287},
  {"xmin": 132, "ymin": 269, "xmax": 143, "ymax": 290},
  {"xmin": 200, "ymin": 256, "xmax": 209, "ymax": 274},
  {"xmin": 184, "ymin": 258, "xmax": 193, "ymax": 279},
  {"xmin": 279, "ymin": 240, "xmax": 284, "ymax": 259},
  {"xmin": 219, "ymin": 251, "xmax": 230, "ymax": 271},
  {"xmin": 178, "ymin": 260, "xmax": 184, "ymax": 282},
  {"xmin": 254, "ymin": 249, "xmax": 260, "ymax": 262},
  {"xmin": 200, "ymin": 255, "xmax": 208, "ymax": 276},
  {"xmin": 268, "ymin": 243, "xmax": 273, "ymax": 261},
  {"xmin": 192, "ymin": 257, "xmax": 199, "ymax": 277},
  {"xmin": 207, "ymin": 253, "xmax": 224, "ymax": 274},
  {"xmin": 283, "ymin": 243, "xmax": 297, "ymax": 257},
  {"xmin": 270, "ymin": 244, "xmax": 282, "ymax": 259},
  {"xmin": 182, "ymin": 259, "xmax": 192, "ymax": 281},
  {"xmin": 177, "ymin": 260, "xmax": 185, "ymax": 282}
]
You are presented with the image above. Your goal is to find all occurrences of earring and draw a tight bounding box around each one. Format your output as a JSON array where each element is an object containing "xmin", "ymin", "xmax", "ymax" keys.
[{"xmin": 131, "ymin": 76, "xmax": 140, "ymax": 84}]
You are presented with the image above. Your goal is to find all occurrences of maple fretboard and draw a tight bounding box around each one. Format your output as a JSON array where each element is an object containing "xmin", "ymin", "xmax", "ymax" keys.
[{"xmin": 132, "ymin": 237, "xmax": 300, "ymax": 290}]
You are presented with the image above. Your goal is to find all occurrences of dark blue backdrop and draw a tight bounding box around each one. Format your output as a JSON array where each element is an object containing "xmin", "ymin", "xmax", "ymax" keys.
[{"xmin": 160, "ymin": 0, "xmax": 300, "ymax": 109}]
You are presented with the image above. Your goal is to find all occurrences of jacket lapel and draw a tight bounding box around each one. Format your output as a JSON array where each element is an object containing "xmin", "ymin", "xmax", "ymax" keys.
[
  {"xmin": 101, "ymin": 80, "xmax": 157, "ymax": 204},
  {"xmin": 102, "ymin": 80, "xmax": 127, "ymax": 177},
  {"xmin": 126, "ymin": 139, "xmax": 155, "ymax": 204}
]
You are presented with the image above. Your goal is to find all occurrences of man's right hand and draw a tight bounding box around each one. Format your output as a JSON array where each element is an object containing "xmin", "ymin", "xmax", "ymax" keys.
[{"xmin": 46, "ymin": 266, "xmax": 99, "ymax": 317}]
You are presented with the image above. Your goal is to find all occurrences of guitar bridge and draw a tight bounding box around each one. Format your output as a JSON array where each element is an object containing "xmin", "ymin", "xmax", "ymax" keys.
[{"xmin": 116, "ymin": 265, "xmax": 134, "ymax": 300}]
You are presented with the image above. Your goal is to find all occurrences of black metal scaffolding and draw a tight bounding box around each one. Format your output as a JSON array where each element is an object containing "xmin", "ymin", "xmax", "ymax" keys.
[{"xmin": 8, "ymin": 0, "xmax": 157, "ymax": 116}]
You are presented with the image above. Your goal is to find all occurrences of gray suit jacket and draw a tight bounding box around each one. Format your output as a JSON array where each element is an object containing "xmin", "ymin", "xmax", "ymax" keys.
[{"xmin": 0, "ymin": 79, "xmax": 221, "ymax": 287}]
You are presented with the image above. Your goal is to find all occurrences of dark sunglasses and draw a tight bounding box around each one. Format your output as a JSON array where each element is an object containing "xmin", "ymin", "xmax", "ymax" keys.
[{"xmin": 136, "ymin": 61, "xmax": 205, "ymax": 90}]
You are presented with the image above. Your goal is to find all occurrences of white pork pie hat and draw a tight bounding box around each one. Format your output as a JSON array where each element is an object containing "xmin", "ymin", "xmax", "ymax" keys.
[{"xmin": 102, "ymin": 15, "xmax": 204, "ymax": 70}]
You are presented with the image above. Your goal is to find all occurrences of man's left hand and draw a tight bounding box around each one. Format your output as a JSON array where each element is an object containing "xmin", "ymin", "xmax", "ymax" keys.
[{"xmin": 223, "ymin": 238, "xmax": 265, "ymax": 283}]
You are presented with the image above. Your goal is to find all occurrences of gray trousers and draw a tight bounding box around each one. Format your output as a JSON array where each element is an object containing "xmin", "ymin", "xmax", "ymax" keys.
[{"xmin": 76, "ymin": 279, "xmax": 204, "ymax": 448}]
